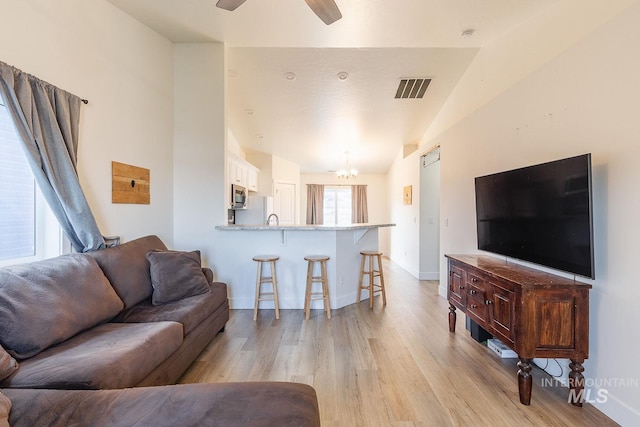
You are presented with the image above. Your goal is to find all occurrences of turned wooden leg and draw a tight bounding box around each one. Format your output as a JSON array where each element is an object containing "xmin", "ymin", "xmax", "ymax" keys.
[
  {"xmin": 569, "ymin": 358, "xmax": 585, "ymax": 407},
  {"xmin": 304, "ymin": 261, "xmax": 313, "ymax": 320},
  {"xmin": 357, "ymin": 254, "xmax": 365, "ymax": 304},
  {"xmin": 517, "ymin": 358, "xmax": 533, "ymax": 405},
  {"xmin": 448, "ymin": 304, "xmax": 456, "ymax": 333}
]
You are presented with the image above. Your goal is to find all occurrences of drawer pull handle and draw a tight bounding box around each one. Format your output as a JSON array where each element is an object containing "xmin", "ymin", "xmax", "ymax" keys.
[
  {"xmin": 485, "ymin": 300, "xmax": 493, "ymax": 305},
  {"xmin": 471, "ymin": 304, "xmax": 477, "ymax": 309},
  {"xmin": 470, "ymin": 290, "xmax": 477, "ymax": 295},
  {"xmin": 471, "ymin": 278, "xmax": 478, "ymax": 282},
  {"xmin": 459, "ymin": 285, "xmax": 464, "ymax": 290}
]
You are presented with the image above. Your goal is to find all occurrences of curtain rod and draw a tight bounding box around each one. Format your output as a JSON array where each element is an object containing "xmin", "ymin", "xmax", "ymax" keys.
[{"xmin": 1, "ymin": 60, "xmax": 89, "ymax": 105}]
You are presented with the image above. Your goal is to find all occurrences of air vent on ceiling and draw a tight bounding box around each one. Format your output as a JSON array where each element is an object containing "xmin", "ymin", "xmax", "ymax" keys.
[{"xmin": 395, "ymin": 78, "xmax": 431, "ymax": 99}]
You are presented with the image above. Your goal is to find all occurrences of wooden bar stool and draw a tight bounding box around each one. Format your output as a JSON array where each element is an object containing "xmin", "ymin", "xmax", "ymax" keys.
[
  {"xmin": 357, "ymin": 250, "xmax": 386, "ymax": 309},
  {"xmin": 252, "ymin": 255, "xmax": 280, "ymax": 321},
  {"xmin": 303, "ymin": 255, "xmax": 331, "ymax": 320}
]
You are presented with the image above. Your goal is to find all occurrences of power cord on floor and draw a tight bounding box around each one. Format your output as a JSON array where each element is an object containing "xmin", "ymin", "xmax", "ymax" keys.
[{"xmin": 536, "ymin": 358, "xmax": 566, "ymax": 385}]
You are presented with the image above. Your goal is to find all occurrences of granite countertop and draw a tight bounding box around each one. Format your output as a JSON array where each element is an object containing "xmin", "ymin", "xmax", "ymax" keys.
[{"xmin": 215, "ymin": 223, "xmax": 395, "ymax": 231}]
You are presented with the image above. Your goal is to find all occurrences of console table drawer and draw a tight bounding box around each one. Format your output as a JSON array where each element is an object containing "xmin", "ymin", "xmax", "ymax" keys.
[
  {"xmin": 466, "ymin": 280, "xmax": 486, "ymax": 302},
  {"xmin": 466, "ymin": 277, "xmax": 488, "ymax": 322}
]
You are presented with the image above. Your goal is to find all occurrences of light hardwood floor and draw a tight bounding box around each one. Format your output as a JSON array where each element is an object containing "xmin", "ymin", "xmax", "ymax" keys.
[{"xmin": 180, "ymin": 259, "xmax": 617, "ymax": 426}]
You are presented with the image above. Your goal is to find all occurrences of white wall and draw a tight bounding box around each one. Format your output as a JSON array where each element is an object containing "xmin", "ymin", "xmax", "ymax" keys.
[
  {"xmin": 411, "ymin": 2, "xmax": 640, "ymax": 424},
  {"xmin": 387, "ymin": 150, "xmax": 422, "ymax": 276},
  {"xmin": 173, "ymin": 43, "xmax": 227, "ymax": 267},
  {"xmin": 0, "ymin": 0, "xmax": 175, "ymax": 245},
  {"xmin": 300, "ymin": 173, "xmax": 390, "ymax": 254},
  {"xmin": 227, "ymin": 129, "xmax": 245, "ymax": 159}
]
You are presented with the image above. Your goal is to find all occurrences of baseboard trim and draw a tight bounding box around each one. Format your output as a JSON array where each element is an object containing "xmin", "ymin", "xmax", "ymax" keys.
[{"xmin": 419, "ymin": 271, "xmax": 439, "ymax": 280}]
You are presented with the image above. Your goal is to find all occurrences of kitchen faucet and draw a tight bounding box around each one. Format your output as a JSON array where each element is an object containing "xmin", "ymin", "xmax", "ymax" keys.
[{"xmin": 266, "ymin": 213, "xmax": 279, "ymax": 226}]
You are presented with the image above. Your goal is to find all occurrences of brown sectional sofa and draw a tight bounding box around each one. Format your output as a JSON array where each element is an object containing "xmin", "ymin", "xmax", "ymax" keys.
[
  {"xmin": 0, "ymin": 235, "xmax": 228, "ymax": 390},
  {"xmin": 0, "ymin": 235, "xmax": 321, "ymax": 426}
]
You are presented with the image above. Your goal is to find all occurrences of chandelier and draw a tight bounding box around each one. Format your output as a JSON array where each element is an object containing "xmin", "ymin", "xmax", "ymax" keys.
[{"xmin": 336, "ymin": 151, "xmax": 358, "ymax": 179}]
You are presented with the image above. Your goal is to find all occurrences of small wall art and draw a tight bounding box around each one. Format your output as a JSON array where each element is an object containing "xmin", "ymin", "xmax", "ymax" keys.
[
  {"xmin": 403, "ymin": 185, "xmax": 412, "ymax": 205},
  {"xmin": 112, "ymin": 161, "xmax": 150, "ymax": 204}
]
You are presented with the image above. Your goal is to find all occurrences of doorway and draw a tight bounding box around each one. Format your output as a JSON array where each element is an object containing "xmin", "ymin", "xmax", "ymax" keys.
[
  {"xmin": 419, "ymin": 146, "xmax": 440, "ymax": 280},
  {"xmin": 274, "ymin": 181, "xmax": 297, "ymax": 225}
]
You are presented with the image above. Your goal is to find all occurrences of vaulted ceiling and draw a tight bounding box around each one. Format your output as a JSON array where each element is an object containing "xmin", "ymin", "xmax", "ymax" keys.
[{"xmin": 107, "ymin": 0, "xmax": 560, "ymax": 173}]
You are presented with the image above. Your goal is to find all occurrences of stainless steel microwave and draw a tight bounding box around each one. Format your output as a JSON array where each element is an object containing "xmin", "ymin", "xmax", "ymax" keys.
[{"xmin": 231, "ymin": 184, "xmax": 247, "ymax": 209}]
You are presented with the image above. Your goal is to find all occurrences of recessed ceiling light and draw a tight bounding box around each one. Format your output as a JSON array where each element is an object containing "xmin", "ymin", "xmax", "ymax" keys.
[
  {"xmin": 461, "ymin": 29, "xmax": 475, "ymax": 38},
  {"xmin": 256, "ymin": 134, "xmax": 264, "ymax": 139},
  {"xmin": 337, "ymin": 71, "xmax": 349, "ymax": 81},
  {"xmin": 228, "ymin": 70, "xmax": 239, "ymax": 78},
  {"xmin": 283, "ymin": 72, "xmax": 296, "ymax": 80},
  {"xmin": 245, "ymin": 109, "xmax": 254, "ymax": 115}
]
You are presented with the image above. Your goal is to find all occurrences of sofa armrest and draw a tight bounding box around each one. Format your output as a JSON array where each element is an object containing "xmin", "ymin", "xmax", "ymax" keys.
[{"xmin": 201, "ymin": 267, "xmax": 214, "ymax": 284}]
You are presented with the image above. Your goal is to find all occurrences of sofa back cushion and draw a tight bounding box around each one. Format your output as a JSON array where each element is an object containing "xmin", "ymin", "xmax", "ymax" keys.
[
  {"xmin": 88, "ymin": 235, "xmax": 167, "ymax": 309},
  {"xmin": 0, "ymin": 254, "xmax": 124, "ymax": 359}
]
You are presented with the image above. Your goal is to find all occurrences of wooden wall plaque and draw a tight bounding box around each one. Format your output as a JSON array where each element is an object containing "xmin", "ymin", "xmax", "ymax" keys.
[
  {"xmin": 112, "ymin": 161, "xmax": 150, "ymax": 204},
  {"xmin": 403, "ymin": 185, "xmax": 412, "ymax": 205}
]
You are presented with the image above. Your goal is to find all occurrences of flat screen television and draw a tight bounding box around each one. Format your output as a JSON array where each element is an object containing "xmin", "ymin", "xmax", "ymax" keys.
[{"xmin": 475, "ymin": 154, "xmax": 594, "ymax": 279}]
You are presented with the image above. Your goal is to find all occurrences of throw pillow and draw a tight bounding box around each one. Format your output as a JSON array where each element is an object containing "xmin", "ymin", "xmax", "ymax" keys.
[
  {"xmin": 0, "ymin": 391, "xmax": 10, "ymax": 427},
  {"xmin": 147, "ymin": 250, "xmax": 211, "ymax": 305},
  {"xmin": 0, "ymin": 343, "xmax": 18, "ymax": 381}
]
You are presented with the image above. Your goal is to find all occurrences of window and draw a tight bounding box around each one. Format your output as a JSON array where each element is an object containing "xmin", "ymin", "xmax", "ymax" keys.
[
  {"xmin": 0, "ymin": 99, "xmax": 36, "ymax": 262},
  {"xmin": 0, "ymin": 98, "xmax": 62, "ymax": 266},
  {"xmin": 323, "ymin": 186, "xmax": 352, "ymax": 225}
]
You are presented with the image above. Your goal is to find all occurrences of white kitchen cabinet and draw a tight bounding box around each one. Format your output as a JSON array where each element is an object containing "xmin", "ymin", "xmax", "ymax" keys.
[
  {"xmin": 246, "ymin": 165, "xmax": 259, "ymax": 192},
  {"xmin": 228, "ymin": 153, "xmax": 259, "ymax": 192}
]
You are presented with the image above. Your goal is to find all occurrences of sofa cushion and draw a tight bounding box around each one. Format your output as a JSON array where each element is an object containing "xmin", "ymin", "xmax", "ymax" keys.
[
  {"xmin": 3, "ymin": 382, "xmax": 321, "ymax": 427},
  {"xmin": 1, "ymin": 322, "xmax": 183, "ymax": 390},
  {"xmin": 147, "ymin": 250, "xmax": 211, "ymax": 305},
  {"xmin": 113, "ymin": 282, "xmax": 227, "ymax": 335},
  {"xmin": 0, "ymin": 254, "xmax": 124, "ymax": 359},
  {"xmin": 0, "ymin": 345, "xmax": 17, "ymax": 381},
  {"xmin": 88, "ymin": 235, "xmax": 167, "ymax": 309}
]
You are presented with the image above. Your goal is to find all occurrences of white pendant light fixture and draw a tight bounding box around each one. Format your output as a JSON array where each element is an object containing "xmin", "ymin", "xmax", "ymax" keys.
[{"xmin": 336, "ymin": 151, "xmax": 358, "ymax": 179}]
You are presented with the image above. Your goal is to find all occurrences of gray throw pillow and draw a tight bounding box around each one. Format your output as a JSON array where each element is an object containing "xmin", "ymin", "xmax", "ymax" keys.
[
  {"xmin": 0, "ymin": 343, "xmax": 18, "ymax": 381},
  {"xmin": 147, "ymin": 250, "xmax": 211, "ymax": 305}
]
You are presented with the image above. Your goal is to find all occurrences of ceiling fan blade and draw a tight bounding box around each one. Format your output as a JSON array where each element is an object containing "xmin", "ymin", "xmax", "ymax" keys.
[
  {"xmin": 304, "ymin": 0, "xmax": 342, "ymax": 25},
  {"xmin": 216, "ymin": 0, "xmax": 247, "ymax": 11}
]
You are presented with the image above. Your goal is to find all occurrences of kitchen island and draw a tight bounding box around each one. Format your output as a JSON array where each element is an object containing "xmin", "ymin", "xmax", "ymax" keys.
[{"xmin": 214, "ymin": 223, "xmax": 395, "ymax": 310}]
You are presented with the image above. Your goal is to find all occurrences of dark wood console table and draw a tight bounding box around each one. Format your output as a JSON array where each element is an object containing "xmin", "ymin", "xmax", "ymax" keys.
[{"xmin": 445, "ymin": 254, "xmax": 591, "ymax": 406}]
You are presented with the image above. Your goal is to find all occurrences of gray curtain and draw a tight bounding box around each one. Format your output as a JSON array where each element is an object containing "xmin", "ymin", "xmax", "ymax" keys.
[
  {"xmin": 0, "ymin": 61, "xmax": 104, "ymax": 252},
  {"xmin": 351, "ymin": 184, "xmax": 368, "ymax": 223},
  {"xmin": 306, "ymin": 184, "xmax": 324, "ymax": 224}
]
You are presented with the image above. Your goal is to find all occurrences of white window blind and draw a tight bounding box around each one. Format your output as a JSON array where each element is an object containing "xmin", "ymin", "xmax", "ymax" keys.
[
  {"xmin": 323, "ymin": 186, "xmax": 352, "ymax": 225},
  {"xmin": 0, "ymin": 99, "xmax": 36, "ymax": 261}
]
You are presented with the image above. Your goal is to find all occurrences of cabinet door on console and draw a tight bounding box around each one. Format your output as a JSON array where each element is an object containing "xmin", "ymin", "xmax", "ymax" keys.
[
  {"xmin": 448, "ymin": 265, "xmax": 466, "ymax": 308},
  {"xmin": 533, "ymin": 291, "xmax": 579, "ymax": 351},
  {"xmin": 488, "ymin": 283, "xmax": 516, "ymax": 343}
]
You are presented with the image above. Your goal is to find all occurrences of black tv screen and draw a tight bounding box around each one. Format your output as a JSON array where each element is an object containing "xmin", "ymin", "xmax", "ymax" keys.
[{"xmin": 475, "ymin": 154, "xmax": 594, "ymax": 278}]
